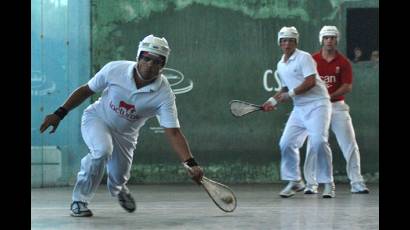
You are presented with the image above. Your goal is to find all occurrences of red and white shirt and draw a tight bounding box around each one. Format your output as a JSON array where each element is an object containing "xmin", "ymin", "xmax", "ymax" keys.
[{"xmin": 312, "ymin": 50, "xmax": 353, "ymax": 102}]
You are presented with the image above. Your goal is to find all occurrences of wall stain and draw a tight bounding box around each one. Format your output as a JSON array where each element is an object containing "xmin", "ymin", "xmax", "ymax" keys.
[
  {"xmin": 92, "ymin": 0, "xmax": 377, "ymax": 27},
  {"xmin": 91, "ymin": 0, "xmax": 378, "ymax": 69}
]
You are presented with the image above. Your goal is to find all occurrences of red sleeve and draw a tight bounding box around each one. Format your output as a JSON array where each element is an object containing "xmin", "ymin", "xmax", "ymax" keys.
[
  {"xmin": 340, "ymin": 58, "xmax": 353, "ymax": 84},
  {"xmin": 311, "ymin": 52, "xmax": 320, "ymax": 62}
]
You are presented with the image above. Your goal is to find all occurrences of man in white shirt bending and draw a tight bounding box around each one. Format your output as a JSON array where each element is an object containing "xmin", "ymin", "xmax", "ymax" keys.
[{"xmin": 40, "ymin": 34, "xmax": 203, "ymax": 217}]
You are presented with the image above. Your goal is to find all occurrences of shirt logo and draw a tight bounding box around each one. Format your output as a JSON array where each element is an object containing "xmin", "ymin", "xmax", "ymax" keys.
[
  {"xmin": 335, "ymin": 66, "xmax": 340, "ymax": 74},
  {"xmin": 321, "ymin": 75, "xmax": 336, "ymax": 88},
  {"xmin": 110, "ymin": 100, "xmax": 140, "ymax": 121},
  {"xmin": 119, "ymin": 101, "xmax": 135, "ymax": 111}
]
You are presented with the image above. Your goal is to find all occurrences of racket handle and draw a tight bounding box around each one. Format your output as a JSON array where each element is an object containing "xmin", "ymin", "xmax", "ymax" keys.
[
  {"xmin": 182, "ymin": 162, "xmax": 192, "ymax": 172},
  {"xmin": 183, "ymin": 163, "xmax": 205, "ymax": 184}
]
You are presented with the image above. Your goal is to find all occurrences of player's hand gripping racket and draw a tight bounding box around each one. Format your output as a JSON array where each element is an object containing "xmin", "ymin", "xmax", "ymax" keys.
[
  {"xmin": 229, "ymin": 98, "xmax": 277, "ymax": 117},
  {"xmin": 183, "ymin": 163, "xmax": 237, "ymax": 212}
]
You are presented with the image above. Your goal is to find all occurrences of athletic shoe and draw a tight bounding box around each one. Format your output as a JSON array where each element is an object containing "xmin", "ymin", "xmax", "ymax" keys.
[
  {"xmin": 304, "ymin": 184, "xmax": 319, "ymax": 194},
  {"xmin": 118, "ymin": 190, "xmax": 136, "ymax": 212},
  {"xmin": 70, "ymin": 201, "xmax": 93, "ymax": 217},
  {"xmin": 279, "ymin": 180, "xmax": 305, "ymax": 198},
  {"xmin": 351, "ymin": 181, "xmax": 370, "ymax": 194},
  {"xmin": 322, "ymin": 182, "xmax": 335, "ymax": 198}
]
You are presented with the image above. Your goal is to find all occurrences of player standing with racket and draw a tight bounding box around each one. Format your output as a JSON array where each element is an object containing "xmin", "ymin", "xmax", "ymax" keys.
[
  {"xmin": 262, "ymin": 26, "xmax": 335, "ymax": 198},
  {"xmin": 303, "ymin": 26, "xmax": 369, "ymax": 194},
  {"xmin": 39, "ymin": 34, "xmax": 203, "ymax": 217}
]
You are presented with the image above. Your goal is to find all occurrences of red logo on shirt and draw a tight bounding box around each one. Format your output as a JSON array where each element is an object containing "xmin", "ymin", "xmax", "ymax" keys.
[
  {"xmin": 119, "ymin": 101, "xmax": 135, "ymax": 111},
  {"xmin": 110, "ymin": 100, "xmax": 139, "ymax": 121},
  {"xmin": 335, "ymin": 66, "xmax": 340, "ymax": 74}
]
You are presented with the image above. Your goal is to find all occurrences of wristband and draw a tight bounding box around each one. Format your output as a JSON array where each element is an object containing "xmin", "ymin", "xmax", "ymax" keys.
[
  {"xmin": 267, "ymin": 97, "xmax": 277, "ymax": 106},
  {"xmin": 54, "ymin": 107, "xmax": 68, "ymax": 120},
  {"xmin": 184, "ymin": 157, "xmax": 198, "ymax": 167},
  {"xmin": 288, "ymin": 89, "xmax": 296, "ymax": 98}
]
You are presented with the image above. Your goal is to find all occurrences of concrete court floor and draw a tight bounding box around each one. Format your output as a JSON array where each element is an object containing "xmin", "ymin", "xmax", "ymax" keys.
[{"xmin": 31, "ymin": 183, "xmax": 378, "ymax": 230}]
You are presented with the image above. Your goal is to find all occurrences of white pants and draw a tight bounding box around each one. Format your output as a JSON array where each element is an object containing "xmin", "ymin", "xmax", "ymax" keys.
[
  {"xmin": 304, "ymin": 101, "xmax": 364, "ymax": 185},
  {"xmin": 279, "ymin": 100, "xmax": 333, "ymax": 183},
  {"xmin": 72, "ymin": 108, "xmax": 136, "ymax": 203}
]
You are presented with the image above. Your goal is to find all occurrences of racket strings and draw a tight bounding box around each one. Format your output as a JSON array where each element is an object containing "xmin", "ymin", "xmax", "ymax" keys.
[
  {"xmin": 230, "ymin": 101, "xmax": 261, "ymax": 117},
  {"xmin": 202, "ymin": 178, "xmax": 237, "ymax": 212}
]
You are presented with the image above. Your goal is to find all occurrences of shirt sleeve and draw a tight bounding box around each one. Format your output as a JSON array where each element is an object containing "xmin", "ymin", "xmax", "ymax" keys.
[
  {"xmin": 341, "ymin": 59, "xmax": 353, "ymax": 84},
  {"xmin": 301, "ymin": 54, "xmax": 318, "ymax": 78},
  {"xmin": 276, "ymin": 63, "xmax": 287, "ymax": 87},
  {"xmin": 87, "ymin": 62, "xmax": 114, "ymax": 93},
  {"xmin": 157, "ymin": 92, "xmax": 180, "ymax": 128}
]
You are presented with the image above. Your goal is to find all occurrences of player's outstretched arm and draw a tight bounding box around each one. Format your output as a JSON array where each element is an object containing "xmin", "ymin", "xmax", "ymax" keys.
[
  {"xmin": 39, "ymin": 84, "xmax": 95, "ymax": 134},
  {"xmin": 164, "ymin": 128, "xmax": 203, "ymax": 184}
]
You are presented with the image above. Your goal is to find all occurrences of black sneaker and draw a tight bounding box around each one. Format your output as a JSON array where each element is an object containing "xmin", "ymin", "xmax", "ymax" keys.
[
  {"xmin": 118, "ymin": 190, "xmax": 136, "ymax": 212},
  {"xmin": 70, "ymin": 201, "xmax": 93, "ymax": 217}
]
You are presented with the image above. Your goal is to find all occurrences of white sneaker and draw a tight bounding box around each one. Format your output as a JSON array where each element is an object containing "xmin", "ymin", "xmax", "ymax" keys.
[
  {"xmin": 322, "ymin": 183, "xmax": 335, "ymax": 198},
  {"xmin": 280, "ymin": 180, "xmax": 305, "ymax": 198},
  {"xmin": 304, "ymin": 184, "xmax": 318, "ymax": 194},
  {"xmin": 351, "ymin": 181, "xmax": 369, "ymax": 194}
]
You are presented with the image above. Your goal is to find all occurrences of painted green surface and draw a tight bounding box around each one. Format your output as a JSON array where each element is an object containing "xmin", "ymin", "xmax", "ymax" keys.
[
  {"xmin": 127, "ymin": 162, "xmax": 280, "ymax": 184},
  {"xmin": 91, "ymin": 0, "xmax": 341, "ymax": 68},
  {"xmin": 89, "ymin": 0, "xmax": 378, "ymax": 183}
]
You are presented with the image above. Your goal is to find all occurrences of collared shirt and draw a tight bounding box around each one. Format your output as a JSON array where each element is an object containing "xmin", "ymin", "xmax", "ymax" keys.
[
  {"xmin": 86, "ymin": 61, "xmax": 180, "ymax": 139},
  {"xmin": 312, "ymin": 50, "xmax": 353, "ymax": 102},
  {"xmin": 276, "ymin": 49, "xmax": 330, "ymax": 106}
]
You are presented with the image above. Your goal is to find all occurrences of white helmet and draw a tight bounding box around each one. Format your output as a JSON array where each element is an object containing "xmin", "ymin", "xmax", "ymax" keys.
[
  {"xmin": 277, "ymin": 26, "xmax": 299, "ymax": 46},
  {"xmin": 137, "ymin": 34, "xmax": 171, "ymax": 64},
  {"xmin": 319, "ymin": 26, "xmax": 340, "ymax": 44}
]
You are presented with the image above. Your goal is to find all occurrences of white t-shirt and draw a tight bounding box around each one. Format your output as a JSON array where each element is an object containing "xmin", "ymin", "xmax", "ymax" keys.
[
  {"xmin": 86, "ymin": 61, "xmax": 180, "ymax": 139},
  {"xmin": 276, "ymin": 49, "xmax": 330, "ymax": 106}
]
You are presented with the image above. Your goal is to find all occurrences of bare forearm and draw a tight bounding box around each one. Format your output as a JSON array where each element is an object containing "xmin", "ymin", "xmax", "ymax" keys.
[
  {"xmin": 165, "ymin": 128, "xmax": 203, "ymax": 184},
  {"xmin": 165, "ymin": 128, "xmax": 193, "ymax": 162},
  {"xmin": 40, "ymin": 84, "xmax": 95, "ymax": 134},
  {"xmin": 329, "ymin": 83, "xmax": 352, "ymax": 100},
  {"xmin": 272, "ymin": 87, "xmax": 287, "ymax": 98},
  {"xmin": 293, "ymin": 75, "xmax": 316, "ymax": 95},
  {"xmin": 274, "ymin": 76, "xmax": 315, "ymax": 103},
  {"xmin": 61, "ymin": 84, "xmax": 95, "ymax": 111}
]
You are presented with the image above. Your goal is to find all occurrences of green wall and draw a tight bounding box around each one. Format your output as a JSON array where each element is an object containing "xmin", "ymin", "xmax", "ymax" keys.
[{"xmin": 91, "ymin": 0, "xmax": 379, "ymax": 183}]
